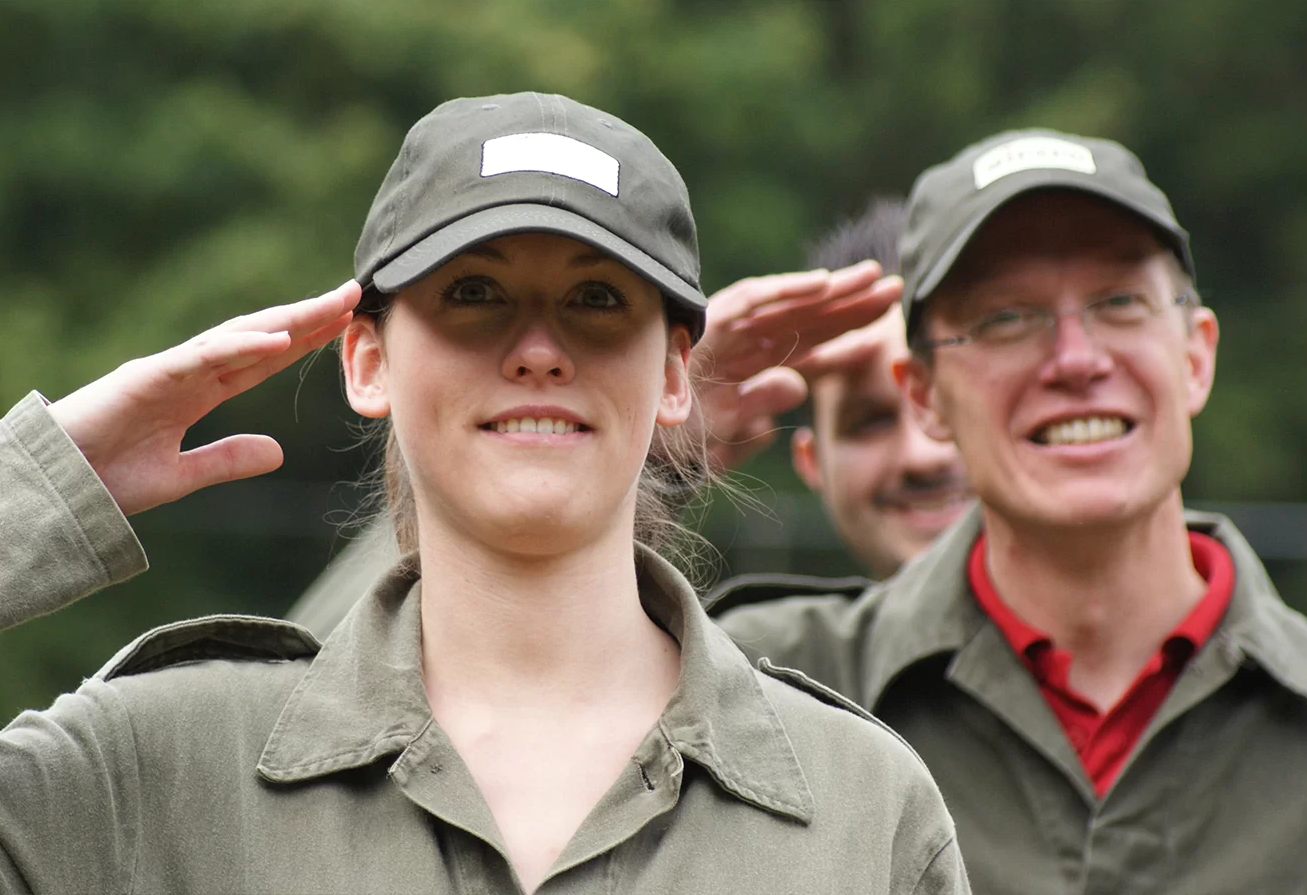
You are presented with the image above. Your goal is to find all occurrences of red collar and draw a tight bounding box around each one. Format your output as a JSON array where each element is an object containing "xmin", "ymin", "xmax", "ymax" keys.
[{"xmin": 969, "ymin": 530, "xmax": 1234, "ymax": 663}]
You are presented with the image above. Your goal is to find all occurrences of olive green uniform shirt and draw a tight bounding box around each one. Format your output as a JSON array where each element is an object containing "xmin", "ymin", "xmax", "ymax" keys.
[
  {"xmin": 718, "ymin": 505, "xmax": 1307, "ymax": 894},
  {"xmin": 0, "ymin": 392, "xmax": 968, "ymax": 894}
]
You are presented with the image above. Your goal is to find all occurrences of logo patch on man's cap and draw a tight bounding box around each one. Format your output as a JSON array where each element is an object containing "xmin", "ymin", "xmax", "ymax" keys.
[
  {"xmin": 972, "ymin": 136, "xmax": 1096, "ymax": 190},
  {"xmin": 481, "ymin": 133, "xmax": 620, "ymax": 196}
]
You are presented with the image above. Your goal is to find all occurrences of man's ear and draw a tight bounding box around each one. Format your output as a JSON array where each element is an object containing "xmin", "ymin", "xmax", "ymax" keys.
[
  {"xmin": 893, "ymin": 356, "xmax": 954, "ymax": 443},
  {"xmin": 1185, "ymin": 307, "xmax": 1219, "ymax": 417},
  {"xmin": 341, "ymin": 316, "xmax": 390, "ymax": 419},
  {"xmin": 790, "ymin": 427, "xmax": 823, "ymax": 493},
  {"xmin": 656, "ymin": 325, "xmax": 694, "ymax": 426}
]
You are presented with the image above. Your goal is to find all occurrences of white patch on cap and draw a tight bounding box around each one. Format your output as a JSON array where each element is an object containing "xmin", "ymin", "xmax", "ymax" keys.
[
  {"xmin": 972, "ymin": 136, "xmax": 1096, "ymax": 190},
  {"xmin": 481, "ymin": 133, "xmax": 619, "ymax": 196}
]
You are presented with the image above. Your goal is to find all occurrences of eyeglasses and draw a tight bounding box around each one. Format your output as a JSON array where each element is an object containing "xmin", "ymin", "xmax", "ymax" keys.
[{"xmin": 919, "ymin": 293, "xmax": 1194, "ymax": 352}]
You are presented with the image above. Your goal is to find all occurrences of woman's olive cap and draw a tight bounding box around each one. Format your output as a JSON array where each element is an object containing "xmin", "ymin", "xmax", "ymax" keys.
[
  {"xmin": 354, "ymin": 92, "xmax": 707, "ymax": 341},
  {"xmin": 900, "ymin": 128, "xmax": 1195, "ymax": 340}
]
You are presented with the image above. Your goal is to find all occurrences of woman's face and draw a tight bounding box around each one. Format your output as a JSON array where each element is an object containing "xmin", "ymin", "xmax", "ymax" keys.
[{"xmin": 343, "ymin": 232, "xmax": 692, "ymax": 557}]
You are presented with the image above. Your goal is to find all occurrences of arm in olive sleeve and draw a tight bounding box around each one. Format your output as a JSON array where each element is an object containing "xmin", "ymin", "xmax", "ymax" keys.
[
  {"xmin": 0, "ymin": 392, "xmax": 147, "ymax": 631},
  {"xmin": 0, "ymin": 681, "xmax": 141, "ymax": 893}
]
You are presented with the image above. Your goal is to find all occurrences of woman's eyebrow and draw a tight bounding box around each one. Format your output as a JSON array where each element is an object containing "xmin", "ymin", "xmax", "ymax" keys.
[
  {"xmin": 460, "ymin": 245, "xmax": 509, "ymax": 263},
  {"xmin": 568, "ymin": 251, "xmax": 613, "ymax": 269}
]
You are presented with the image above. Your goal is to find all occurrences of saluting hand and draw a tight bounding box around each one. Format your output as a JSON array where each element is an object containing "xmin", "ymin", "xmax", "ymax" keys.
[
  {"xmin": 48, "ymin": 281, "xmax": 361, "ymax": 516},
  {"xmin": 690, "ymin": 262, "xmax": 902, "ymax": 469}
]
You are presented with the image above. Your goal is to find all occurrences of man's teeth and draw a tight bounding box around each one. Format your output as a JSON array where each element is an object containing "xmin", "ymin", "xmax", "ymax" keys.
[
  {"xmin": 1039, "ymin": 416, "xmax": 1127, "ymax": 446},
  {"xmin": 494, "ymin": 418, "xmax": 578, "ymax": 435}
]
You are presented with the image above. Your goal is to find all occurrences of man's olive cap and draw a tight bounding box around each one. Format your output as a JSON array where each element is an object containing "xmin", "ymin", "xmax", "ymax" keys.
[
  {"xmin": 354, "ymin": 92, "xmax": 707, "ymax": 340},
  {"xmin": 900, "ymin": 128, "xmax": 1195, "ymax": 340}
]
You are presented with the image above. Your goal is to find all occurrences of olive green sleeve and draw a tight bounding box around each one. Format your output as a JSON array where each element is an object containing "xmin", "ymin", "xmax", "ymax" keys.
[
  {"xmin": 0, "ymin": 392, "xmax": 147, "ymax": 631},
  {"xmin": 0, "ymin": 680, "xmax": 141, "ymax": 893}
]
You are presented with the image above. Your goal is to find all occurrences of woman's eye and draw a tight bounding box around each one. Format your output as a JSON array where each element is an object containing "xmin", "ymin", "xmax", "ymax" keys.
[
  {"xmin": 443, "ymin": 278, "xmax": 500, "ymax": 305},
  {"xmin": 573, "ymin": 282, "xmax": 626, "ymax": 311}
]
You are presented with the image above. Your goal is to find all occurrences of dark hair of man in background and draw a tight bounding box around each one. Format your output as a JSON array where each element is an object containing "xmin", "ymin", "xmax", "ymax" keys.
[
  {"xmin": 775, "ymin": 196, "xmax": 973, "ymax": 583},
  {"xmin": 805, "ymin": 196, "xmax": 904, "ymax": 275}
]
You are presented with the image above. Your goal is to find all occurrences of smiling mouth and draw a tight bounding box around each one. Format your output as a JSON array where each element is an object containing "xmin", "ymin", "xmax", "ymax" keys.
[
  {"xmin": 1031, "ymin": 416, "xmax": 1134, "ymax": 446},
  {"xmin": 480, "ymin": 417, "xmax": 590, "ymax": 435}
]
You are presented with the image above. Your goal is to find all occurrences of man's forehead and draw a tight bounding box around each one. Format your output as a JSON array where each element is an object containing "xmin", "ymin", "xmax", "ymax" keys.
[{"xmin": 940, "ymin": 191, "xmax": 1172, "ymax": 294}]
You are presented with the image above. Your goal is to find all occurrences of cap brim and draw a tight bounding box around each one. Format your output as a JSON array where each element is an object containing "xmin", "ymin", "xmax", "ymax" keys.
[
  {"xmin": 916, "ymin": 176, "xmax": 1195, "ymax": 302},
  {"xmin": 369, "ymin": 203, "xmax": 707, "ymax": 339}
]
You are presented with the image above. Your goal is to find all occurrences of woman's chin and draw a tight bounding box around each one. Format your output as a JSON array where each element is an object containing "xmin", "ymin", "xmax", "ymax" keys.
[{"xmin": 460, "ymin": 499, "xmax": 627, "ymax": 557}]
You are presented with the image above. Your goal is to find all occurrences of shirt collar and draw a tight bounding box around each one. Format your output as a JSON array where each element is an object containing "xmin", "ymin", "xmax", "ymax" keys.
[
  {"xmin": 257, "ymin": 545, "xmax": 813, "ymax": 824},
  {"xmin": 968, "ymin": 529, "xmax": 1235, "ymax": 666},
  {"xmin": 860, "ymin": 504, "xmax": 1307, "ymax": 705},
  {"xmin": 1186, "ymin": 511, "xmax": 1307, "ymax": 699},
  {"xmin": 859, "ymin": 503, "xmax": 990, "ymax": 705}
]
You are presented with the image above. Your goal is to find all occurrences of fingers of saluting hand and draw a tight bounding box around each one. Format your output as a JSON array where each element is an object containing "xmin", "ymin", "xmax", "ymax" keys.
[
  {"xmin": 739, "ymin": 272, "xmax": 901, "ymax": 334},
  {"xmin": 216, "ymin": 310, "xmax": 354, "ymax": 396},
  {"xmin": 158, "ymin": 330, "xmax": 294, "ymax": 382},
  {"xmin": 708, "ymin": 268, "xmax": 835, "ymax": 321},
  {"xmin": 824, "ymin": 258, "xmax": 885, "ymax": 296},
  {"xmin": 707, "ymin": 260, "xmax": 884, "ymax": 326},
  {"xmin": 782, "ymin": 273, "xmax": 903, "ymax": 351},
  {"xmin": 209, "ymin": 280, "xmax": 362, "ymax": 340},
  {"xmin": 702, "ymin": 367, "xmax": 807, "ymax": 470},
  {"xmin": 176, "ymin": 434, "xmax": 285, "ymax": 499},
  {"xmin": 707, "ymin": 275, "xmax": 902, "ymax": 381},
  {"xmin": 156, "ymin": 283, "xmax": 361, "ymax": 392},
  {"xmin": 791, "ymin": 297, "xmax": 904, "ymax": 380},
  {"xmin": 734, "ymin": 366, "xmax": 808, "ymax": 423}
]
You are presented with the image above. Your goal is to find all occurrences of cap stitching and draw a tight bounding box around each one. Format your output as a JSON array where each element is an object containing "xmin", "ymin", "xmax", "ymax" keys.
[{"xmin": 381, "ymin": 122, "xmax": 415, "ymax": 261}]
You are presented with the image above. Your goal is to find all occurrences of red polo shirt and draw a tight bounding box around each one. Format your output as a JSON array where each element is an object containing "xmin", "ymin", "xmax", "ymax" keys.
[{"xmin": 968, "ymin": 531, "xmax": 1234, "ymax": 797}]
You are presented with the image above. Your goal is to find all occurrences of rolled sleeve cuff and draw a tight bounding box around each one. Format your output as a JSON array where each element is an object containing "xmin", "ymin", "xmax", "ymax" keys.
[{"xmin": 0, "ymin": 391, "xmax": 147, "ymax": 629}]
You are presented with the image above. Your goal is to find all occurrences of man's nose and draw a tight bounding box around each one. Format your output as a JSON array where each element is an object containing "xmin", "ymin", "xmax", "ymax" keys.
[{"xmin": 1038, "ymin": 309, "xmax": 1113, "ymax": 389}]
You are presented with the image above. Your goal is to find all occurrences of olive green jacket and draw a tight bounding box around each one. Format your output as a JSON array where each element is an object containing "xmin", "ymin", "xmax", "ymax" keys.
[
  {"xmin": 718, "ymin": 504, "xmax": 1307, "ymax": 894},
  {"xmin": 0, "ymin": 392, "xmax": 968, "ymax": 894}
]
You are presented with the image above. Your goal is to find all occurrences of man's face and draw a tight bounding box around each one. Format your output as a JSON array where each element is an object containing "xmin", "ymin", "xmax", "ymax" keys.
[
  {"xmin": 793, "ymin": 307, "xmax": 972, "ymax": 579},
  {"xmin": 903, "ymin": 191, "xmax": 1219, "ymax": 533}
]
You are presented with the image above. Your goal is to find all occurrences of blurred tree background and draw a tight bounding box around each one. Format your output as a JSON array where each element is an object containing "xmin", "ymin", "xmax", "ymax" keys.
[{"xmin": 2, "ymin": 0, "xmax": 1304, "ymax": 717}]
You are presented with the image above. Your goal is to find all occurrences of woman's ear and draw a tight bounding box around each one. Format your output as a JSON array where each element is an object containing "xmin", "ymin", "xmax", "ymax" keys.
[
  {"xmin": 656, "ymin": 325, "xmax": 694, "ymax": 427},
  {"xmin": 341, "ymin": 315, "xmax": 391, "ymax": 419},
  {"xmin": 893, "ymin": 356, "xmax": 955, "ymax": 443}
]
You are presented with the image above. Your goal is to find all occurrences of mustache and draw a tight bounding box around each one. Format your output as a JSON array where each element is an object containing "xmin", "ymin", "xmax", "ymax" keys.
[{"xmin": 872, "ymin": 471, "xmax": 972, "ymax": 509}]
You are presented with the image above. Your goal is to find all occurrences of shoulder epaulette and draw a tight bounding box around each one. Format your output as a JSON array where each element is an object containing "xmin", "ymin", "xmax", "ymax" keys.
[
  {"xmin": 95, "ymin": 614, "xmax": 321, "ymax": 682},
  {"xmin": 704, "ymin": 572, "xmax": 873, "ymax": 617},
  {"xmin": 757, "ymin": 657, "xmax": 930, "ymax": 770}
]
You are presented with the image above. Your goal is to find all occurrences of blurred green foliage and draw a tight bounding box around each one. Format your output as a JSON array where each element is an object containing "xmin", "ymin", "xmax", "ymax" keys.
[{"xmin": 2, "ymin": 0, "xmax": 1305, "ymax": 717}]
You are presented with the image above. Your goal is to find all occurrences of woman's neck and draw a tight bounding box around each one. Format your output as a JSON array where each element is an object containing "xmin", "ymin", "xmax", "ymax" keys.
[
  {"xmin": 415, "ymin": 514, "xmax": 679, "ymax": 712},
  {"xmin": 983, "ymin": 492, "xmax": 1207, "ymax": 709}
]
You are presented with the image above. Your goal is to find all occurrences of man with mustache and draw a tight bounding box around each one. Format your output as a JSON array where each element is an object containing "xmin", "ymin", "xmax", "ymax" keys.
[
  {"xmin": 720, "ymin": 129, "xmax": 1307, "ymax": 892},
  {"xmin": 777, "ymin": 198, "xmax": 972, "ymax": 580}
]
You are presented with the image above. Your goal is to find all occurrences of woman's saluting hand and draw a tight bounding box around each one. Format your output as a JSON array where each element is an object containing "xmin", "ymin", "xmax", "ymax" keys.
[{"xmin": 48, "ymin": 281, "xmax": 361, "ymax": 516}]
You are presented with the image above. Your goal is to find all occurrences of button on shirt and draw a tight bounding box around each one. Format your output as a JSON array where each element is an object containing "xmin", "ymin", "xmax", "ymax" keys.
[{"xmin": 968, "ymin": 531, "xmax": 1235, "ymax": 796}]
